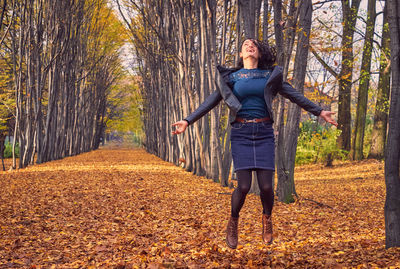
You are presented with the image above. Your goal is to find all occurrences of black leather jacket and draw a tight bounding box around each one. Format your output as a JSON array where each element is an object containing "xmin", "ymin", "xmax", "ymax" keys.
[{"xmin": 184, "ymin": 65, "xmax": 323, "ymax": 125}]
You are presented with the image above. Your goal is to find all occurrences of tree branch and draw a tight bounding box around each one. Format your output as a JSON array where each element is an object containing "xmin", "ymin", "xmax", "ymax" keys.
[
  {"xmin": 316, "ymin": 18, "xmax": 342, "ymax": 38},
  {"xmin": 309, "ymin": 45, "xmax": 339, "ymax": 79},
  {"xmin": 300, "ymin": 196, "xmax": 335, "ymax": 209},
  {"xmin": 115, "ymin": 0, "xmax": 183, "ymax": 65},
  {"xmin": 313, "ymin": 0, "xmax": 341, "ymax": 11}
]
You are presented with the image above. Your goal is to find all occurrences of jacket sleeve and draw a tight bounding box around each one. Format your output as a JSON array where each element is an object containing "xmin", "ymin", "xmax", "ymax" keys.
[
  {"xmin": 279, "ymin": 81, "xmax": 323, "ymax": 116},
  {"xmin": 184, "ymin": 90, "xmax": 223, "ymax": 125}
]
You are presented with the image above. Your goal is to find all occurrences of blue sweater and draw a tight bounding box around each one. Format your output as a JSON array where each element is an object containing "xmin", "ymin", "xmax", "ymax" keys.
[{"xmin": 229, "ymin": 68, "xmax": 271, "ymax": 119}]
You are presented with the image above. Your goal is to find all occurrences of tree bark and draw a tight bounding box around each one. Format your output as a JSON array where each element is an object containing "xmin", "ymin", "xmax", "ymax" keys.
[
  {"xmin": 276, "ymin": 0, "xmax": 312, "ymax": 203},
  {"xmin": 239, "ymin": 0, "xmax": 257, "ymax": 38},
  {"xmin": 262, "ymin": 0, "xmax": 269, "ymax": 42},
  {"xmin": 0, "ymin": 134, "xmax": 5, "ymax": 171},
  {"xmin": 369, "ymin": 3, "xmax": 390, "ymax": 160},
  {"xmin": 352, "ymin": 0, "xmax": 376, "ymax": 160},
  {"xmin": 384, "ymin": 0, "xmax": 400, "ymax": 249},
  {"xmin": 337, "ymin": 0, "xmax": 361, "ymax": 152}
]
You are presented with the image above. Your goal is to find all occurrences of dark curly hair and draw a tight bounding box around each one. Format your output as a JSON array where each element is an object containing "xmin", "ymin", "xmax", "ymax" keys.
[{"xmin": 236, "ymin": 38, "xmax": 276, "ymax": 70}]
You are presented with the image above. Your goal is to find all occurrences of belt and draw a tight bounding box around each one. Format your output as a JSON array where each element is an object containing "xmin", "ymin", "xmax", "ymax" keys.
[{"xmin": 235, "ymin": 117, "xmax": 271, "ymax": 123}]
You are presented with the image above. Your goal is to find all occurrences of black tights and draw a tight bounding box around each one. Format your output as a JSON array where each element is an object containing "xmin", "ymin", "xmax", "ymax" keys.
[{"xmin": 231, "ymin": 169, "xmax": 274, "ymax": 218}]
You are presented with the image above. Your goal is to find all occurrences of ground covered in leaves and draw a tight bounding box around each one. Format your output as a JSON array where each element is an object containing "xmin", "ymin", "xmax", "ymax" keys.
[{"xmin": 1, "ymin": 147, "xmax": 399, "ymax": 268}]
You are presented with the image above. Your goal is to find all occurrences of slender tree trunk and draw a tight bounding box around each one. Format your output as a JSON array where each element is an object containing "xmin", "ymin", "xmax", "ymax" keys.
[
  {"xmin": 235, "ymin": 0, "xmax": 241, "ymax": 65},
  {"xmin": 239, "ymin": 0, "xmax": 256, "ymax": 38},
  {"xmin": 369, "ymin": 3, "xmax": 390, "ymax": 159},
  {"xmin": 262, "ymin": 0, "xmax": 269, "ymax": 42},
  {"xmin": 272, "ymin": 0, "xmax": 284, "ymax": 66},
  {"xmin": 384, "ymin": 0, "xmax": 400, "ymax": 249},
  {"xmin": 276, "ymin": 0, "xmax": 312, "ymax": 203},
  {"xmin": 206, "ymin": 0, "xmax": 222, "ymax": 182},
  {"xmin": 283, "ymin": 0, "xmax": 299, "ymax": 75},
  {"xmin": 0, "ymin": 135, "xmax": 5, "ymax": 171},
  {"xmin": 220, "ymin": 0, "xmax": 233, "ymax": 186},
  {"xmin": 16, "ymin": 2, "xmax": 25, "ymax": 169},
  {"xmin": 352, "ymin": 0, "xmax": 376, "ymax": 160},
  {"xmin": 199, "ymin": 0, "xmax": 211, "ymax": 177},
  {"xmin": 273, "ymin": 0, "xmax": 301, "ymax": 202},
  {"xmin": 337, "ymin": 0, "xmax": 361, "ymax": 151}
]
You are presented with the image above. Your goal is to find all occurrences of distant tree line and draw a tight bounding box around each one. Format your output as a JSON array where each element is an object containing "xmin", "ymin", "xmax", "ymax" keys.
[{"xmin": 0, "ymin": 0, "xmax": 125, "ymax": 169}]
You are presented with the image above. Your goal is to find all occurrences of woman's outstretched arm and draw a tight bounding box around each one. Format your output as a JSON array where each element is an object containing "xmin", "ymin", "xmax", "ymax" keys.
[
  {"xmin": 279, "ymin": 81, "xmax": 337, "ymax": 126},
  {"xmin": 172, "ymin": 120, "xmax": 188, "ymax": 135},
  {"xmin": 172, "ymin": 90, "xmax": 223, "ymax": 135},
  {"xmin": 319, "ymin": 111, "xmax": 337, "ymax": 126}
]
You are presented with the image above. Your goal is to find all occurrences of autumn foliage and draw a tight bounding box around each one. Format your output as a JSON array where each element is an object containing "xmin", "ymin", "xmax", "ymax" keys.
[{"xmin": 0, "ymin": 148, "xmax": 399, "ymax": 267}]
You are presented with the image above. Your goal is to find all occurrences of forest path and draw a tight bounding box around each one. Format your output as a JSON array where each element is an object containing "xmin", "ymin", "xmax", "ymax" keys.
[{"xmin": 0, "ymin": 147, "xmax": 399, "ymax": 268}]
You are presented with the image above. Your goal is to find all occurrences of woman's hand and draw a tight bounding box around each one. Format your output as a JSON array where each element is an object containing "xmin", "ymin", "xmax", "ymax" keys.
[
  {"xmin": 172, "ymin": 120, "xmax": 189, "ymax": 135},
  {"xmin": 320, "ymin": 110, "xmax": 338, "ymax": 126}
]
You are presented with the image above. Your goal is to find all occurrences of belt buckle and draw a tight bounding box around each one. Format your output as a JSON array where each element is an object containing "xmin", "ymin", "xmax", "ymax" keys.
[{"xmin": 245, "ymin": 119, "xmax": 257, "ymax": 123}]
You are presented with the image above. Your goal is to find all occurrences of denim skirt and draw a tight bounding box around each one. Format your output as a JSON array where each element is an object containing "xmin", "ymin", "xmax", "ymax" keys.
[{"xmin": 230, "ymin": 121, "xmax": 275, "ymax": 172}]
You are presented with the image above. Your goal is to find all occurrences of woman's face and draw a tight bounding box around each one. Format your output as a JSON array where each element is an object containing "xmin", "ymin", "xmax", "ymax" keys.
[{"xmin": 240, "ymin": 39, "xmax": 260, "ymax": 61}]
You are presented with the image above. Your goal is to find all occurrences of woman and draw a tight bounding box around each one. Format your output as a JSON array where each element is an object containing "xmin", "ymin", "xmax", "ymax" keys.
[{"xmin": 172, "ymin": 39, "xmax": 337, "ymax": 249}]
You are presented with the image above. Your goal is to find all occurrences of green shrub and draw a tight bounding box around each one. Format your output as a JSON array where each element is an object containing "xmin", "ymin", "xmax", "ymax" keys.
[
  {"xmin": 296, "ymin": 120, "xmax": 348, "ymax": 165},
  {"xmin": 3, "ymin": 142, "xmax": 19, "ymax": 158},
  {"xmin": 296, "ymin": 146, "xmax": 317, "ymax": 165}
]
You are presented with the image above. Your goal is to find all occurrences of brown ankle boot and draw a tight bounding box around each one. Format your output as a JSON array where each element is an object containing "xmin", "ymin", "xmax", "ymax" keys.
[
  {"xmin": 262, "ymin": 214, "xmax": 273, "ymax": 244},
  {"xmin": 226, "ymin": 216, "xmax": 239, "ymax": 249}
]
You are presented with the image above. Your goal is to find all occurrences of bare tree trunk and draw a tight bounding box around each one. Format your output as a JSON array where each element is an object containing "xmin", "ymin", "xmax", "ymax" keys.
[
  {"xmin": 272, "ymin": 0, "xmax": 301, "ymax": 202},
  {"xmin": 282, "ymin": 0, "xmax": 299, "ymax": 75},
  {"xmin": 369, "ymin": 3, "xmax": 390, "ymax": 159},
  {"xmin": 337, "ymin": 0, "xmax": 361, "ymax": 151},
  {"xmin": 262, "ymin": 0, "xmax": 269, "ymax": 42},
  {"xmin": 239, "ymin": 0, "xmax": 256, "ymax": 38},
  {"xmin": 206, "ymin": 0, "xmax": 222, "ymax": 182},
  {"xmin": 10, "ymin": 7, "xmax": 20, "ymax": 169},
  {"xmin": 0, "ymin": 134, "xmax": 5, "ymax": 171},
  {"xmin": 235, "ymin": 0, "xmax": 241, "ymax": 64},
  {"xmin": 276, "ymin": 0, "xmax": 312, "ymax": 203},
  {"xmin": 384, "ymin": 0, "xmax": 400, "ymax": 249},
  {"xmin": 198, "ymin": 0, "xmax": 211, "ymax": 178},
  {"xmin": 272, "ymin": 0, "xmax": 284, "ymax": 66},
  {"xmin": 220, "ymin": 0, "xmax": 233, "ymax": 186},
  {"xmin": 352, "ymin": 0, "xmax": 376, "ymax": 160},
  {"xmin": 15, "ymin": 1, "xmax": 25, "ymax": 169}
]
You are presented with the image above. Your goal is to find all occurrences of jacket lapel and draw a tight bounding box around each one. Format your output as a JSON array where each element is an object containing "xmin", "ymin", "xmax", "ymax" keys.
[{"xmin": 265, "ymin": 65, "xmax": 283, "ymax": 92}]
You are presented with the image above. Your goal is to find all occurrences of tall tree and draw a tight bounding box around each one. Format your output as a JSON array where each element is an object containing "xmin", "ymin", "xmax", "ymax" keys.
[
  {"xmin": 369, "ymin": 3, "xmax": 390, "ymax": 160},
  {"xmin": 272, "ymin": 0, "xmax": 310, "ymax": 203},
  {"xmin": 337, "ymin": 0, "xmax": 361, "ymax": 151},
  {"xmin": 239, "ymin": 0, "xmax": 262, "ymax": 38},
  {"xmin": 352, "ymin": 0, "xmax": 376, "ymax": 160},
  {"xmin": 385, "ymin": 0, "xmax": 400, "ymax": 249},
  {"xmin": 276, "ymin": 0, "xmax": 313, "ymax": 203}
]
